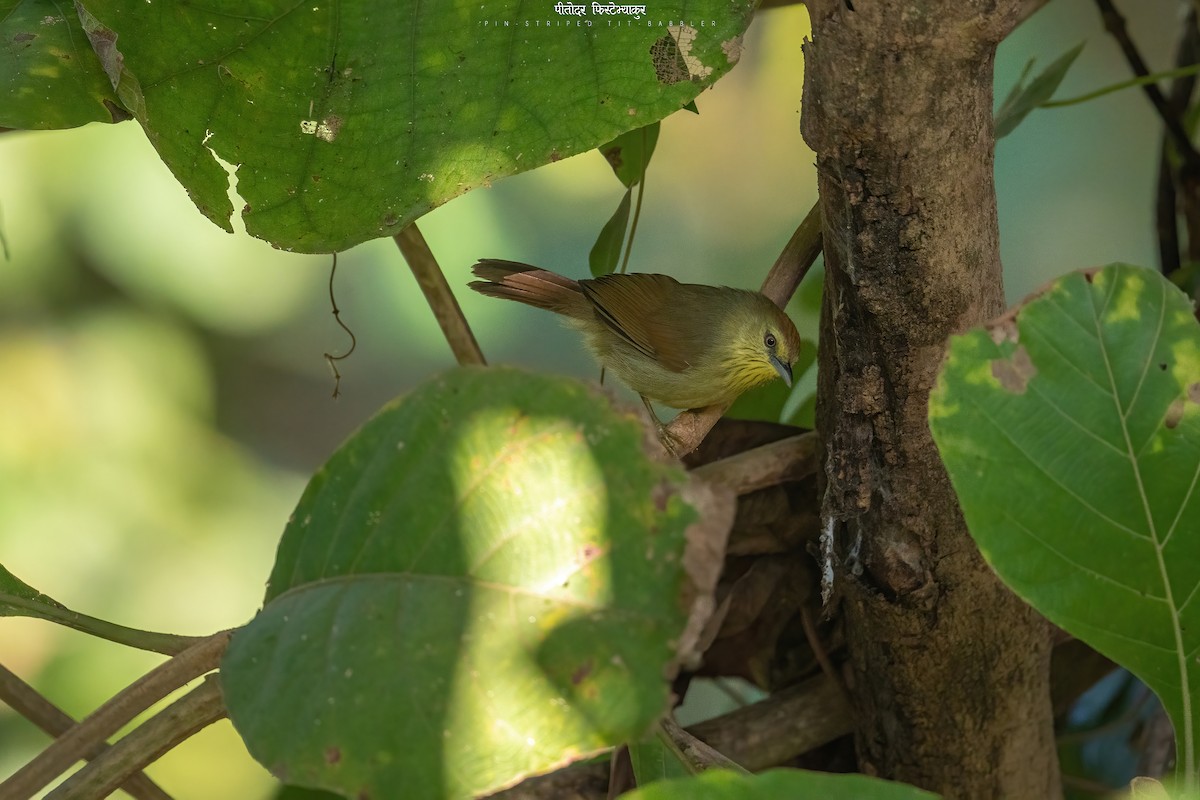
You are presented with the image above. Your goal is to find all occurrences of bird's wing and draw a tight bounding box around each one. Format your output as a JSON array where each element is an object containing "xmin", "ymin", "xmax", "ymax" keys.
[{"xmin": 580, "ymin": 273, "xmax": 697, "ymax": 372}]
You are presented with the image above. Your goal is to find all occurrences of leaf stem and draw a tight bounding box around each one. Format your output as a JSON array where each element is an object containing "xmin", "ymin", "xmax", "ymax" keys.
[
  {"xmin": 1040, "ymin": 63, "xmax": 1200, "ymax": 108},
  {"xmin": 2, "ymin": 594, "xmax": 205, "ymax": 656},
  {"xmin": 617, "ymin": 128, "xmax": 649, "ymax": 276}
]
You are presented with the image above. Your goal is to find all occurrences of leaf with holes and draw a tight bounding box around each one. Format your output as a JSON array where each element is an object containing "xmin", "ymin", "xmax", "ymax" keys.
[
  {"xmin": 0, "ymin": 0, "xmax": 123, "ymax": 128},
  {"xmin": 69, "ymin": 0, "xmax": 751, "ymax": 252},
  {"xmin": 221, "ymin": 366, "xmax": 733, "ymax": 800},
  {"xmin": 929, "ymin": 263, "xmax": 1200, "ymax": 789}
]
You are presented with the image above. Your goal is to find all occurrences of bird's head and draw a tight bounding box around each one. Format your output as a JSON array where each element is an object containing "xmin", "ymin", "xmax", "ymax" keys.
[{"xmin": 719, "ymin": 293, "xmax": 803, "ymax": 397}]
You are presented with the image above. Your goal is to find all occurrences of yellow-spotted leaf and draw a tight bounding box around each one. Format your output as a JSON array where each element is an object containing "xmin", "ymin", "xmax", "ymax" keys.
[{"xmin": 929, "ymin": 264, "xmax": 1200, "ymax": 789}]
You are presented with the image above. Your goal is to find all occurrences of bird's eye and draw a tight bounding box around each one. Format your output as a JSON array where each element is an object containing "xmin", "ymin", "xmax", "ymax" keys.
[{"xmin": 764, "ymin": 333, "xmax": 777, "ymax": 349}]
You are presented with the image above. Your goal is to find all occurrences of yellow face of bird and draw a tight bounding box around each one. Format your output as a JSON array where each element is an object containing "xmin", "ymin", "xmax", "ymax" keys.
[{"xmin": 717, "ymin": 300, "xmax": 802, "ymax": 398}]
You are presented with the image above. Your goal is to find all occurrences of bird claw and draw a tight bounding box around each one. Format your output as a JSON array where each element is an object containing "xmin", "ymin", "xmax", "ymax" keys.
[{"xmin": 640, "ymin": 394, "xmax": 681, "ymax": 459}]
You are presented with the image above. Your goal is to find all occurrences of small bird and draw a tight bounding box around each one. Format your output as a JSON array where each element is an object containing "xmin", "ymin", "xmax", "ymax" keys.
[{"xmin": 469, "ymin": 259, "xmax": 802, "ymax": 418}]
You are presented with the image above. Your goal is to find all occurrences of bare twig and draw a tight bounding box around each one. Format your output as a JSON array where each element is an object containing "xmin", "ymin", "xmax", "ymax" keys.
[
  {"xmin": 394, "ymin": 224, "xmax": 487, "ymax": 366},
  {"xmin": 46, "ymin": 677, "xmax": 226, "ymax": 800},
  {"xmin": 323, "ymin": 252, "xmax": 356, "ymax": 398},
  {"xmin": 657, "ymin": 715, "xmax": 748, "ymax": 774},
  {"xmin": 760, "ymin": 201, "xmax": 823, "ymax": 309},
  {"xmin": 691, "ymin": 432, "xmax": 818, "ymax": 494},
  {"xmin": 1162, "ymin": 9, "xmax": 1200, "ymax": 275},
  {"xmin": 1093, "ymin": 0, "xmax": 1200, "ymax": 174},
  {"xmin": 0, "ymin": 665, "xmax": 173, "ymax": 800},
  {"xmin": 665, "ymin": 204, "xmax": 823, "ymax": 456},
  {"xmin": 0, "ymin": 631, "xmax": 230, "ymax": 800},
  {"xmin": 799, "ymin": 606, "xmax": 843, "ymax": 701}
]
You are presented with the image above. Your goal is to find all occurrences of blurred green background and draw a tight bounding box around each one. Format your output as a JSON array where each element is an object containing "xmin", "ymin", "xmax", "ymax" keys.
[{"xmin": 0, "ymin": 1, "xmax": 1183, "ymax": 796}]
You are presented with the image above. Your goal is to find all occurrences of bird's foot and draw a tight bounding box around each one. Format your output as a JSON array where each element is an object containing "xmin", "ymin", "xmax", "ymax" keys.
[{"xmin": 640, "ymin": 394, "xmax": 680, "ymax": 459}]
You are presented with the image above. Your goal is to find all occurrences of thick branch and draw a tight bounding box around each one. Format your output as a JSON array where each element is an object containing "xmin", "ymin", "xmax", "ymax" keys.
[
  {"xmin": 691, "ymin": 432, "xmax": 818, "ymax": 495},
  {"xmin": 801, "ymin": 0, "xmax": 1059, "ymax": 795}
]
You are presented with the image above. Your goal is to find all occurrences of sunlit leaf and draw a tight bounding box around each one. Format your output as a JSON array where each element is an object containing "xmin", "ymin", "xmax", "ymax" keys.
[
  {"xmin": 222, "ymin": 366, "xmax": 733, "ymax": 800},
  {"xmin": 623, "ymin": 768, "xmax": 939, "ymax": 799},
  {"xmin": 72, "ymin": 0, "xmax": 752, "ymax": 251},
  {"xmin": 930, "ymin": 263, "xmax": 1200, "ymax": 787}
]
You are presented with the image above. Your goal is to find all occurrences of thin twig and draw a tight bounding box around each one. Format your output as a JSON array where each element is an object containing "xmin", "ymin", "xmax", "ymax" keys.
[
  {"xmin": 665, "ymin": 203, "xmax": 823, "ymax": 456},
  {"xmin": 691, "ymin": 432, "xmax": 818, "ymax": 494},
  {"xmin": 760, "ymin": 200, "xmax": 823, "ymax": 308},
  {"xmin": 0, "ymin": 631, "xmax": 230, "ymax": 800},
  {"xmin": 1165, "ymin": 10, "xmax": 1200, "ymax": 274},
  {"xmin": 0, "ymin": 665, "xmax": 174, "ymax": 800},
  {"xmin": 800, "ymin": 605, "xmax": 844, "ymax": 701},
  {"xmin": 394, "ymin": 223, "xmax": 487, "ymax": 366},
  {"xmin": 657, "ymin": 715, "xmax": 749, "ymax": 774},
  {"xmin": 323, "ymin": 252, "xmax": 356, "ymax": 398},
  {"xmin": 46, "ymin": 677, "xmax": 226, "ymax": 800},
  {"xmin": 1093, "ymin": 0, "xmax": 1200, "ymax": 174}
]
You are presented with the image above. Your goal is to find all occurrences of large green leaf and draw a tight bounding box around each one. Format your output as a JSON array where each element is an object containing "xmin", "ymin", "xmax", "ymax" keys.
[
  {"xmin": 222, "ymin": 366, "xmax": 732, "ymax": 800},
  {"xmin": 622, "ymin": 768, "xmax": 939, "ymax": 799},
  {"xmin": 929, "ymin": 264, "xmax": 1200, "ymax": 788},
  {"xmin": 71, "ymin": 0, "xmax": 752, "ymax": 252},
  {"xmin": 0, "ymin": 0, "xmax": 123, "ymax": 129}
]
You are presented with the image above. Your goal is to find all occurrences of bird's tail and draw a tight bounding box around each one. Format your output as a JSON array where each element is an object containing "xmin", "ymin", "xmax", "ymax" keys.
[{"xmin": 469, "ymin": 259, "xmax": 589, "ymax": 318}]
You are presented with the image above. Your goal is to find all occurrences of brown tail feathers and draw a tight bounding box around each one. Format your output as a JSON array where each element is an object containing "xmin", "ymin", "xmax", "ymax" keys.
[{"xmin": 469, "ymin": 259, "xmax": 589, "ymax": 318}]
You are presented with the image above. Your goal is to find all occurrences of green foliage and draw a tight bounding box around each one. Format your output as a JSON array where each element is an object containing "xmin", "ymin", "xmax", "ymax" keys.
[
  {"xmin": 590, "ymin": 186, "xmax": 633, "ymax": 277},
  {"xmin": 12, "ymin": 0, "xmax": 753, "ymax": 252},
  {"xmin": 995, "ymin": 42, "xmax": 1084, "ymax": 138},
  {"xmin": 0, "ymin": 0, "xmax": 121, "ymax": 128},
  {"xmin": 601, "ymin": 124, "xmax": 661, "ymax": 189},
  {"xmin": 622, "ymin": 768, "xmax": 940, "ymax": 799},
  {"xmin": 590, "ymin": 123, "xmax": 660, "ymax": 277},
  {"xmin": 222, "ymin": 366, "xmax": 731, "ymax": 800},
  {"xmin": 930, "ymin": 264, "xmax": 1200, "ymax": 789}
]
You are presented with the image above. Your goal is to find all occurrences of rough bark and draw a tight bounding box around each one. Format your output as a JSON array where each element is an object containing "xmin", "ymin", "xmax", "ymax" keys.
[{"xmin": 800, "ymin": 2, "xmax": 1060, "ymax": 797}]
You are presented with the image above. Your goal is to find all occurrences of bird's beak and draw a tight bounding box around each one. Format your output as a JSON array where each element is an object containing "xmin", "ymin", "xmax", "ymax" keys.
[{"xmin": 770, "ymin": 355, "xmax": 793, "ymax": 387}]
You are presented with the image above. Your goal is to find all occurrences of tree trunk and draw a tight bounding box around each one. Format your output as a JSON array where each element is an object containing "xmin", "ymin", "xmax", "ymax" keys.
[{"xmin": 800, "ymin": 2, "xmax": 1061, "ymax": 797}]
